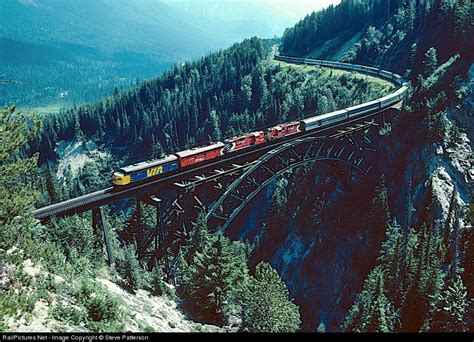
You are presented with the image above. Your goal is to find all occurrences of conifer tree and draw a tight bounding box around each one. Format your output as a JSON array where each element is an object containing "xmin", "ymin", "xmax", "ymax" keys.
[
  {"xmin": 0, "ymin": 106, "xmax": 40, "ymax": 249},
  {"xmin": 368, "ymin": 175, "xmax": 391, "ymax": 231},
  {"xmin": 423, "ymin": 47, "xmax": 438, "ymax": 76},
  {"xmin": 343, "ymin": 266, "xmax": 397, "ymax": 332},
  {"xmin": 149, "ymin": 264, "xmax": 165, "ymax": 296},
  {"xmin": 429, "ymin": 276, "xmax": 469, "ymax": 332},
  {"xmin": 240, "ymin": 262, "xmax": 301, "ymax": 332},
  {"xmin": 119, "ymin": 244, "xmax": 143, "ymax": 291},
  {"xmin": 175, "ymin": 248, "xmax": 189, "ymax": 289},
  {"xmin": 379, "ymin": 219, "xmax": 403, "ymax": 298},
  {"xmin": 183, "ymin": 230, "xmax": 215, "ymax": 318}
]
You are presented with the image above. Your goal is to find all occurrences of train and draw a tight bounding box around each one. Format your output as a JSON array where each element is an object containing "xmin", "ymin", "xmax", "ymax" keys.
[{"xmin": 112, "ymin": 55, "xmax": 408, "ymax": 187}]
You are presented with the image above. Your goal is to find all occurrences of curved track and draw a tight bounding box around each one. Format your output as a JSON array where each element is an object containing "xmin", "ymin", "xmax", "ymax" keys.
[{"xmin": 34, "ymin": 55, "xmax": 408, "ymax": 221}]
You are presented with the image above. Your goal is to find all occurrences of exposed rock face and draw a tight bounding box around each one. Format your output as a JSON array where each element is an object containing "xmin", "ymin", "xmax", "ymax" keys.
[
  {"xmin": 1, "ymin": 250, "xmax": 221, "ymax": 333},
  {"xmin": 55, "ymin": 139, "xmax": 109, "ymax": 181},
  {"xmin": 225, "ymin": 88, "xmax": 472, "ymax": 331}
]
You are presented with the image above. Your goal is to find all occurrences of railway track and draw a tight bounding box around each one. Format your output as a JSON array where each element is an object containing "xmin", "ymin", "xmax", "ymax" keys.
[{"xmin": 34, "ymin": 55, "xmax": 407, "ymax": 220}]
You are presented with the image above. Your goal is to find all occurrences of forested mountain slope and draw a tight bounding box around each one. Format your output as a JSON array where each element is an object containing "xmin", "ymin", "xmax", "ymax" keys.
[
  {"xmin": 3, "ymin": 0, "xmax": 309, "ymax": 109},
  {"xmin": 1, "ymin": 0, "xmax": 336, "ymax": 109},
  {"xmin": 281, "ymin": 0, "xmax": 473, "ymax": 73},
  {"xmin": 31, "ymin": 37, "xmax": 393, "ymax": 204},
  {"xmin": 0, "ymin": 0, "xmax": 224, "ymax": 108},
  {"xmin": 246, "ymin": 0, "xmax": 474, "ymax": 332}
]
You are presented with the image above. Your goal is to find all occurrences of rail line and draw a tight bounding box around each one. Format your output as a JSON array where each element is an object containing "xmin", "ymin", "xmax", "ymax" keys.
[{"xmin": 33, "ymin": 55, "xmax": 408, "ymax": 220}]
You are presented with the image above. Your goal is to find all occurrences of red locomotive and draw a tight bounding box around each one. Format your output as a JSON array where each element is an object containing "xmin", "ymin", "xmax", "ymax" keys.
[
  {"xmin": 266, "ymin": 122, "xmax": 301, "ymax": 140},
  {"xmin": 223, "ymin": 131, "xmax": 266, "ymax": 153}
]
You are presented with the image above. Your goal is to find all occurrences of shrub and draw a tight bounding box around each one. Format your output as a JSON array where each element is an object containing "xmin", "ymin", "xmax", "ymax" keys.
[
  {"xmin": 73, "ymin": 279, "xmax": 123, "ymax": 332},
  {"xmin": 50, "ymin": 302, "xmax": 84, "ymax": 326},
  {"xmin": 117, "ymin": 244, "xmax": 145, "ymax": 292}
]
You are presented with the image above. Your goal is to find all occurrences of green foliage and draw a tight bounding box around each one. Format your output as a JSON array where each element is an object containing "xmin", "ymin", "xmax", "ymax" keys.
[
  {"xmin": 23, "ymin": 215, "xmax": 103, "ymax": 281},
  {"xmin": 0, "ymin": 106, "xmax": 40, "ymax": 249},
  {"xmin": 50, "ymin": 302, "xmax": 84, "ymax": 327},
  {"xmin": 118, "ymin": 244, "xmax": 146, "ymax": 292},
  {"xmin": 368, "ymin": 175, "xmax": 391, "ymax": 231},
  {"xmin": 282, "ymin": 0, "xmax": 473, "ymax": 83},
  {"xmin": 48, "ymin": 216, "xmax": 99, "ymax": 263},
  {"xmin": 34, "ymin": 274, "xmax": 57, "ymax": 303},
  {"xmin": 429, "ymin": 276, "xmax": 470, "ymax": 332},
  {"xmin": 177, "ymin": 211, "xmax": 299, "ymax": 330},
  {"xmin": 73, "ymin": 279, "xmax": 123, "ymax": 332},
  {"xmin": 0, "ymin": 265, "xmax": 37, "ymax": 327},
  {"xmin": 427, "ymin": 110, "xmax": 450, "ymax": 142},
  {"xmin": 423, "ymin": 54, "xmax": 460, "ymax": 90},
  {"xmin": 423, "ymin": 47, "xmax": 438, "ymax": 76},
  {"xmin": 343, "ymin": 208, "xmax": 460, "ymax": 332},
  {"xmin": 180, "ymin": 217, "xmax": 248, "ymax": 324},
  {"xmin": 239, "ymin": 262, "xmax": 301, "ymax": 332},
  {"xmin": 343, "ymin": 266, "xmax": 398, "ymax": 332},
  {"xmin": 149, "ymin": 265, "xmax": 165, "ymax": 297},
  {"xmin": 271, "ymin": 178, "xmax": 288, "ymax": 209}
]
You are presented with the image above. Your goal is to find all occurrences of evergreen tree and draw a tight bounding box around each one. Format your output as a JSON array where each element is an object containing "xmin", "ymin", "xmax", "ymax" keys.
[
  {"xmin": 149, "ymin": 264, "xmax": 165, "ymax": 296},
  {"xmin": 184, "ymin": 210, "xmax": 212, "ymax": 264},
  {"xmin": 379, "ymin": 219, "xmax": 403, "ymax": 298},
  {"xmin": 183, "ymin": 228, "xmax": 247, "ymax": 324},
  {"xmin": 208, "ymin": 234, "xmax": 247, "ymax": 324},
  {"xmin": 118, "ymin": 244, "xmax": 144, "ymax": 291},
  {"xmin": 368, "ymin": 175, "xmax": 391, "ymax": 231},
  {"xmin": 343, "ymin": 266, "xmax": 397, "ymax": 332},
  {"xmin": 182, "ymin": 229, "xmax": 215, "ymax": 319},
  {"xmin": 429, "ymin": 275, "xmax": 470, "ymax": 332},
  {"xmin": 0, "ymin": 106, "xmax": 40, "ymax": 249},
  {"xmin": 239, "ymin": 262, "xmax": 301, "ymax": 332},
  {"xmin": 175, "ymin": 248, "xmax": 189, "ymax": 288},
  {"xmin": 316, "ymin": 321, "xmax": 326, "ymax": 333},
  {"xmin": 44, "ymin": 164, "xmax": 62, "ymax": 203},
  {"xmin": 400, "ymin": 223, "xmax": 445, "ymax": 331},
  {"xmin": 423, "ymin": 47, "xmax": 438, "ymax": 77}
]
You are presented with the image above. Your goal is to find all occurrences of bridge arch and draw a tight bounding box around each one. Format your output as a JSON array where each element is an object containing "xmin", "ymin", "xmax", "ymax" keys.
[{"xmin": 205, "ymin": 136, "xmax": 373, "ymax": 232}]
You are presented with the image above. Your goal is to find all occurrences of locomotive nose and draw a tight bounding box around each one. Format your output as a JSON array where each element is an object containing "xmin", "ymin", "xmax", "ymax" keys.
[{"xmin": 113, "ymin": 171, "xmax": 130, "ymax": 186}]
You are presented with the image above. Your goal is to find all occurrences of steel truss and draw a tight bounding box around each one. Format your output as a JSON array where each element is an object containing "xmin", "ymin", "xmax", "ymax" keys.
[{"xmin": 135, "ymin": 123, "xmax": 380, "ymax": 275}]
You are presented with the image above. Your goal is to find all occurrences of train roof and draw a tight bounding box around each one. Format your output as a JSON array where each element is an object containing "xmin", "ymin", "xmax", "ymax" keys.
[
  {"xmin": 302, "ymin": 109, "xmax": 348, "ymax": 124},
  {"xmin": 120, "ymin": 154, "xmax": 178, "ymax": 173},
  {"xmin": 346, "ymin": 99, "xmax": 380, "ymax": 112},
  {"xmin": 224, "ymin": 131, "xmax": 264, "ymax": 142},
  {"xmin": 268, "ymin": 121, "xmax": 300, "ymax": 129},
  {"xmin": 174, "ymin": 142, "xmax": 225, "ymax": 158},
  {"xmin": 378, "ymin": 92, "xmax": 398, "ymax": 103}
]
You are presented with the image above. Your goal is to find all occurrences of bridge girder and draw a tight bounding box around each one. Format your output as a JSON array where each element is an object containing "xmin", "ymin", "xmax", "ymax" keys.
[
  {"xmin": 205, "ymin": 136, "xmax": 372, "ymax": 233},
  {"xmin": 139, "ymin": 134, "xmax": 376, "ymax": 274}
]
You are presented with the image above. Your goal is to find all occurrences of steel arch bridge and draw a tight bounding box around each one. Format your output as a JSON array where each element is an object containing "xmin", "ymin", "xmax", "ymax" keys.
[
  {"xmin": 205, "ymin": 136, "xmax": 372, "ymax": 233},
  {"xmin": 137, "ymin": 124, "xmax": 380, "ymax": 275},
  {"xmin": 32, "ymin": 53, "xmax": 407, "ymax": 278}
]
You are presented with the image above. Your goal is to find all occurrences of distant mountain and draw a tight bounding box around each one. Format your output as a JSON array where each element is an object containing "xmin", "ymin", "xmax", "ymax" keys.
[
  {"xmin": 1, "ymin": 0, "xmax": 226, "ymax": 61},
  {"xmin": 0, "ymin": 0, "xmax": 223, "ymax": 108},
  {"xmin": 0, "ymin": 0, "xmax": 340, "ymax": 108},
  {"xmin": 0, "ymin": 0, "xmax": 247, "ymax": 108},
  {"xmin": 165, "ymin": 0, "xmax": 340, "ymax": 41}
]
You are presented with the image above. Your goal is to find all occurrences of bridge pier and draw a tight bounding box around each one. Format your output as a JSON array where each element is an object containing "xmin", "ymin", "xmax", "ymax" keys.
[
  {"xmin": 136, "ymin": 194, "xmax": 171, "ymax": 278},
  {"xmin": 92, "ymin": 207, "xmax": 115, "ymax": 268},
  {"xmin": 134, "ymin": 200, "xmax": 143, "ymax": 247}
]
